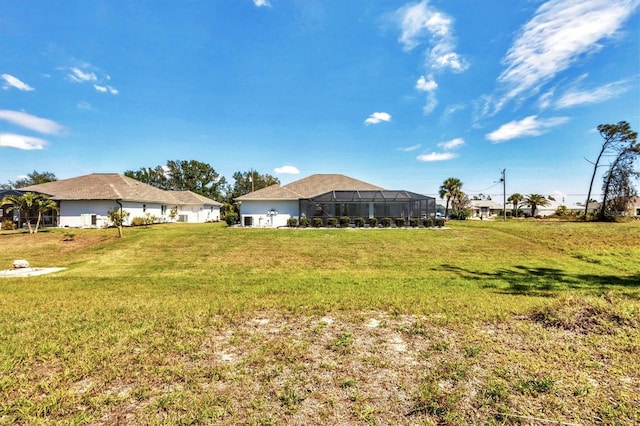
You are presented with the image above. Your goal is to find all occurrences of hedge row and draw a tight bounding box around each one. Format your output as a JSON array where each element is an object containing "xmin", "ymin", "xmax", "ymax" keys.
[{"xmin": 287, "ymin": 217, "xmax": 445, "ymax": 228}]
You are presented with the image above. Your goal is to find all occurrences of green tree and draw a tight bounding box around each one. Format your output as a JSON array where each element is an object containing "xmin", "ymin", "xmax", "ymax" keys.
[
  {"xmin": 585, "ymin": 122, "xmax": 638, "ymax": 218},
  {"xmin": 0, "ymin": 192, "xmax": 45, "ymax": 233},
  {"xmin": 507, "ymin": 193, "xmax": 524, "ymax": 217},
  {"xmin": 438, "ymin": 177, "xmax": 463, "ymax": 219},
  {"xmin": 599, "ymin": 139, "xmax": 640, "ymax": 219},
  {"xmin": 450, "ymin": 188, "xmax": 472, "ymax": 219},
  {"xmin": 107, "ymin": 207, "xmax": 130, "ymax": 238},
  {"xmin": 525, "ymin": 194, "xmax": 550, "ymax": 217},
  {"xmin": 225, "ymin": 170, "xmax": 280, "ymax": 204},
  {"xmin": 34, "ymin": 197, "xmax": 59, "ymax": 233},
  {"xmin": 125, "ymin": 160, "xmax": 227, "ymax": 201},
  {"xmin": 1, "ymin": 170, "xmax": 57, "ymax": 190},
  {"xmin": 124, "ymin": 166, "xmax": 168, "ymax": 189}
]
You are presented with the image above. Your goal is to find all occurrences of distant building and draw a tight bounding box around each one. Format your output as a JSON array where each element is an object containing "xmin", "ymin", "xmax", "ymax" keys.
[
  {"xmin": 236, "ymin": 174, "xmax": 436, "ymax": 227},
  {"xmin": 19, "ymin": 173, "xmax": 222, "ymax": 228}
]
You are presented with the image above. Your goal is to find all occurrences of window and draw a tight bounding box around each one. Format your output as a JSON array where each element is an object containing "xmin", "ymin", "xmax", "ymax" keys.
[
  {"xmin": 161, "ymin": 205, "xmax": 167, "ymax": 215},
  {"xmin": 636, "ymin": 208, "xmax": 640, "ymax": 216}
]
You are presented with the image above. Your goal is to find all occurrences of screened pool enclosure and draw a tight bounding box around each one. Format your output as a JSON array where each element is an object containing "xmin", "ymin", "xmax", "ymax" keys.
[{"xmin": 298, "ymin": 190, "xmax": 436, "ymax": 221}]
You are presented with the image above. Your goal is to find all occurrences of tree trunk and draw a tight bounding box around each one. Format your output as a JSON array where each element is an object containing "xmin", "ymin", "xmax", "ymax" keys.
[
  {"xmin": 598, "ymin": 152, "xmax": 624, "ymax": 221},
  {"xmin": 34, "ymin": 213, "xmax": 42, "ymax": 234},
  {"xmin": 585, "ymin": 144, "xmax": 608, "ymax": 217}
]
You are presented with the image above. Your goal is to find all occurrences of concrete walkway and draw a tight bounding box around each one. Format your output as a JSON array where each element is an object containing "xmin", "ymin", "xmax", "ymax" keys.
[{"xmin": 0, "ymin": 267, "xmax": 66, "ymax": 278}]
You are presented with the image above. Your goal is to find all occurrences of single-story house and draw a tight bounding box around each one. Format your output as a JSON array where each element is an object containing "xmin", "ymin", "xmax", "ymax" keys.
[
  {"xmin": 235, "ymin": 174, "xmax": 436, "ymax": 227},
  {"xmin": 470, "ymin": 199, "xmax": 504, "ymax": 218},
  {"xmin": 628, "ymin": 196, "xmax": 640, "ymax": 216},
  {"xmin": 18, "ymin": 173, "xmax": 221, "ymax": 228}
]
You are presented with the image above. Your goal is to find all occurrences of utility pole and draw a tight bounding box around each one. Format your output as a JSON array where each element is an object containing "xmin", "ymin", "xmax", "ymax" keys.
[{"xmin": 501, "ymin": 169, "xmax": 506, "ymax": 221}]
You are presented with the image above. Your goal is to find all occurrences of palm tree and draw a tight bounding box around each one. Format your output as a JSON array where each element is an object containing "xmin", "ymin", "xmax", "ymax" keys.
[
  {"xmin": 525, "ymin": 194, "xmax": 550, "ymax": 217},
  {"xmin": 34, "ymin": 198, "xmax": 59, "ymax": 233},
  {"xmin": 507, "ymin": 193, "xmax": 524, "ymax": 217},
  {"xmin": 439, "ymin": 177, "xmax": 463, "ymax": 219},
  {"xmin": 0, "ymin": 192, "xmax": 44, "ymax": 233}
]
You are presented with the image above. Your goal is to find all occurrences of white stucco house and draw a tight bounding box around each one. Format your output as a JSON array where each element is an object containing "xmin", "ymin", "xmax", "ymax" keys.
[
  {"xmin": 21, "ymin": 173, "xmax": 222, "ymax": 228},
  {"xmin": 235, "ymin": 174, "xmax": 436, "ymax": 227}
]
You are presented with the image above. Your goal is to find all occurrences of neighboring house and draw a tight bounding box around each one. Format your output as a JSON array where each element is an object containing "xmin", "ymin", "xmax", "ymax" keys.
[
  {"xmin": 235, "ymin": 173, "xmax": 436, "ymax": 227},
  {"xmin": 520, "ymin": 199, "xmax": 584, "ymax": 217},
  {"xmin": 470, "ymin": 199, "xmax": 504, "ymax": 218},
  {"xmin": 168, "ymin": 190, "xmax": 221, "ymax": 222},
  {"xmin": 21, "ymin": 173, "xmax": 221, "ymax": 228},
  {"xmin": 628, "ymin": 196, "xmax": 640, "ymax": 216}
]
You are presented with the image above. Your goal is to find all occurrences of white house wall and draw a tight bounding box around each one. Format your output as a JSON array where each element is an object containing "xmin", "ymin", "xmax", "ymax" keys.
[
  {"xmin": 58, "ymin": 200, "xmax": 220, "ymax": 228},
  {"xmin": 122, "ymin": 201, "xmax": 165, "ymax": 224},
  {"xmin": 240, "ymin": 200, "xmax": 298, "ymax": 227},
  {"xmin": 176, "ymin": 205, "xmax": 220, "ymax": 223},
  {"xmin": 59, "ymin": 200, "xmax": 117, "ymax": 228}
]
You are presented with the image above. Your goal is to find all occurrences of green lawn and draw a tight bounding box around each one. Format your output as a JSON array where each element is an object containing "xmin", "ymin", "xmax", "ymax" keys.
[{"xmin": 0, "ymin": 221, "xmax": 638, "ymax": 424}]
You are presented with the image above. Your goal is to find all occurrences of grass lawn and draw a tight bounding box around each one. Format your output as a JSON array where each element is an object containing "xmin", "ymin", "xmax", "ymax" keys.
[{"xmin": 0, "ymin": 220, "xmax": 638, "ymax": 425}]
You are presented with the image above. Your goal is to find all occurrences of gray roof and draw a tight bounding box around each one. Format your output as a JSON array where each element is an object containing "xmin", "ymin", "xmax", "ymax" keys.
[
  {"xmin": 236, "ymin": 174, "xmax": 384, "ymax": 201},
  {"xmin": 22, "ymin": 173, "xmax": 220, "ymax": 206},
  {"xmin": 168, "ymin": 190, "xmax": 222, "ymax": 206}
]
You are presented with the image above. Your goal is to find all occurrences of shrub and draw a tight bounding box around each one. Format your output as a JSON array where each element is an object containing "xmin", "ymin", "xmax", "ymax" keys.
[
  {"xmin": 299, "ymin": 217, "xmax": 310, "ymax": 227},
  {"xmin": 287, "ymin": 218, "xmax": 298, "ymax": 227},
  {"xmin": 450, "ymin": 211, "xmax": 469, "ymax": 220},
  {"xmin": 132, "ymin": 213, "xmax": 157, "ymax": 227},
  {"xmin": 339, "ymin": 216, "xmax": 351, "ymax": 227},
  {"xmin": 62, "ymin": 231, "xmax": 76, "ymax": 241},
  {"xmin": 381, "ymin": 217, "xmax": 392, "ymax": 228},
  {"xmin": 422, "ymin": 218, "xmax": 434, "ymax": 228},
  {"xmin": 354, "ymin": 217, "xmax": 365, "ymax": 228},
  {"xmin": 131, "ymin": 216, "xmax": 146, "ymax": 226},
  {"xmin": 395, "ymin": 217, "xmax": 406, "ymax": 227},
  {"xmin": 326, "ymin": 217, "xmax": 338, "ymax": 227},
  {"xmin": 312, "ymin": 217, "xmax": 323, "ymax": 228},
  {"xmin": 368, "ymin": 217, "xmax": 378, "ymax": 228},
  {"xmin": 225, "ymin": 213, "xmax": 238, "ymax": 226},
  {"xmin": 1, "ymin": 219, "xmax": 16, "ymax": 230},
  {"xmin": 435, "ymin": 218, "xmax": 445, "ymax": 227},
  {"xmin": 410, "ymin": 218, "xmax": 420, "ymax": 227}
]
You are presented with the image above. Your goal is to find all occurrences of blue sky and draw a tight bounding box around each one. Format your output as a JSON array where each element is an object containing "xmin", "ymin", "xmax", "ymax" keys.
[{"xmin": 1, "ymin": 0, "xmax": 638, "ymax": 203}]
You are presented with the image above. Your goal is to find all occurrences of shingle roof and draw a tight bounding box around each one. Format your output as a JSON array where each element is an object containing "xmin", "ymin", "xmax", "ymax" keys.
[
  {"xmin": 22, "ymin": 173, "xmax": 180, "ymax": 204},
  {"xmin": 168, "ymin": 190, "xmax": 222, "ymax": 206},
  {"xmin": 235, "ymin": 174, "xmax": 384, "ymax": 201}
]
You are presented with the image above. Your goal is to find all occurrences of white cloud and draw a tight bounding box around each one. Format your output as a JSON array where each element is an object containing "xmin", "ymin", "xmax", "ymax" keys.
[
  {"xmin": 415, "ymin": 75, "xmax": 437, "ymax": 92},
  {"xmin": 0, "ymin": 133, "xmax": 47, "ymax": 150},
  {"xmin": 416, "ymin": 152, "xmax": 456, "ymax": 162},
  {"xmin": 253, "ymin": 0, "xmax": 271, "ymax": 6},
  {"xmin": 274, "ymin": 165, "xmax": 300, "ymax": 174},
  {"xmin": 438, "ymin": 137, "xmax": 465, "ymax": 150},
  {"xmin": 0, "ymin": 110, "xmax": 64, "ymax": 135},
  {"xmin": 399, "ymin": 144, "xmax": 421, "ymax": 152},
  {"xmin": 554, "ymin": 78, "xmax": 632, "ymax": 109},
  {"xmin": 77, "ymin": 101, "xmax": 93, "ymax": 110},
  {"xmin": 69, "ymin": 67, "xmax": 97, "ymax": 83},
  {"xmin": 415, "ymin": 76, "xmax": 438, "ymax": 115},
  {"xmin": 486, "ymin": 115, "xmax": 569, "ymax": 143},
  {"xmin": 489, "ymin": 0, "xmax": 639, "ymax": 114},
  {"xmin": 397, "ymin": 0, "xmax": 468, "ymax": 72},
  {"xmin": 94, "ymin": 84, "xmax": 119, "ymax": 95},
  {"xmin": 440, "ymin": 103, "xmax": 465, "ymax": 121},
  {"xmin": 364, "ymin": 112, "xmax": 392, "ymax": 125},
  {"xmin": 1, "ymin": 74, "xmax": 34, "ymax": 91}
]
